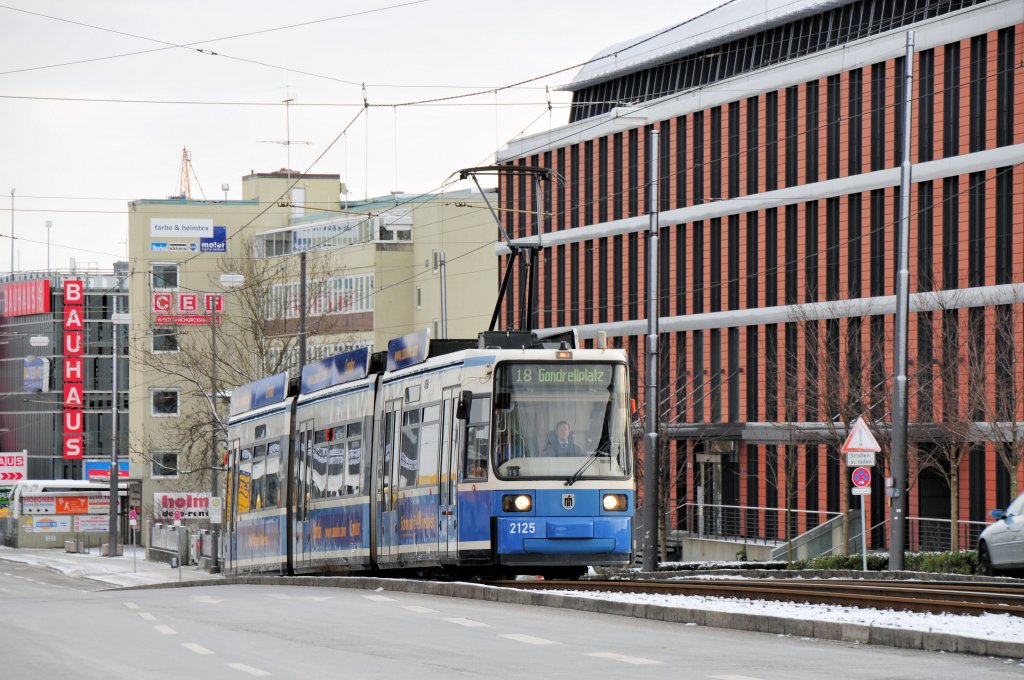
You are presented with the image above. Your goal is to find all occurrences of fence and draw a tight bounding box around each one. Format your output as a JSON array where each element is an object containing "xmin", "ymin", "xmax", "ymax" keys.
[
  {"xmin": 149, "ymin": 523, "xmax": 190, "ymax": 565},
  {"xmin": 675, "ymin": 503, "xmax": 842, "ymax": 545},
  {"xmin": 670, "ymin": 503, "xmax": 994, "ymax": 561}
]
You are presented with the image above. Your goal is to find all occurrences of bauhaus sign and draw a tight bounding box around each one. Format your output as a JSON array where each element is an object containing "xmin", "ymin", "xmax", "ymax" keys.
[{"xmin": 63, "ymin": 280, "xmax": 84, "ymax": 460}]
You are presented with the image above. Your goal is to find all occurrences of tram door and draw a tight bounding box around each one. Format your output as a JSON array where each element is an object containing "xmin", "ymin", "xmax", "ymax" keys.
[
  {"xmin": 438, "ymin": 388, "xmax": 460, "ymax": 560},
  {"xmin": 376, "ymin": 399, "xmax": 402, "ymax": 564},
  {"xmin": 295, "ymin": 421, "xmax": 314, "ymax": 569}
]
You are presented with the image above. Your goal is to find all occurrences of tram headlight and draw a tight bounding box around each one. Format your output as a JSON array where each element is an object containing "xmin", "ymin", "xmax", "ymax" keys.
[
  {"xmin": 502, "ymin": 494, "xmax": 533, "ymax": 512},
  {"xmin": 602, "ymin": 493, "xmax": 628, "ymax": 512}
]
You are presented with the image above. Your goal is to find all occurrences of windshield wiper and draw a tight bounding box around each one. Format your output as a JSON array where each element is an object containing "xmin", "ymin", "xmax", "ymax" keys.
[{"xmin": 564, "ymin": 448, "xmax": 608, "ymax": 486}]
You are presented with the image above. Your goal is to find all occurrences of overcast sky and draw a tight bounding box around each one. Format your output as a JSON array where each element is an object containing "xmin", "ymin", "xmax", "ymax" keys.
[{"xmin": 0, "ymin": 0, "xmax": 719, "ymax": 273}]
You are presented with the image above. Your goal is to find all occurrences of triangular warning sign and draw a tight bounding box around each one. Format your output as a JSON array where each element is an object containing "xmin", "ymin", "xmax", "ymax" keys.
[{"xmin": 841, "ymin": 417, "xmax": 881, "ymax": 453}]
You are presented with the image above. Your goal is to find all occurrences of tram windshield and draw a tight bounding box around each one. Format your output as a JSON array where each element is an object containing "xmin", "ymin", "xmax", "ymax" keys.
[{"xmin": 491, "ymin": 362, "xmax": 632, "ymax": 480}]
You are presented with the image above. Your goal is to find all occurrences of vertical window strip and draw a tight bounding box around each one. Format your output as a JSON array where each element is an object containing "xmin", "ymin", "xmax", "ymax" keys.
[
  {"xmin": 805, "ymin": 202, "xmax": 819, "ymax": 302},
  {"xmin": 848, "ymin": 68, "xmax": 863, "ymax": 175},
  {"xmin": 806, "ymin": 79, "xmax": 820, "ymax": 183},
  {"xmin": 918, "ymin": 49, "xmax": 935, "ymax": 162},
  {"xmin": 826, "ymin": 75, "xmax": 841, "ymax": 179},
  {"xmin": 871, "ymin": 62, "xmax": 886, "ymax": 171},
  {"xmin": 747, "ymin": 97, "xmax": 759, "ymax": 194},
  {"xmin": 969, "ymin": 34, "xmax": 987, "ymax": 153},
  {"xmin": 996, "ymin": 27, "xmax": 1015, "ymax": 148},
  {"xmin": 943, "ymin": 43, "xmax": 961, "ymax": 158},
  {"xmin": 676, "ymin": 115, "xmax": 688, "ymax": 208}
]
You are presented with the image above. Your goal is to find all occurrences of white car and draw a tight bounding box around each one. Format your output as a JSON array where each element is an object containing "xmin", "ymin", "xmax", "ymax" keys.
[{"xmin": 977, "ymin": 491, "xmax": 1024, "ymax": 576}]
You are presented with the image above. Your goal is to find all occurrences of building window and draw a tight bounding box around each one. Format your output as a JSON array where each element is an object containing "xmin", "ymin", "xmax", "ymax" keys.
[
  {"xmin": 152, "ymin": 451, "xmax": 179, "ymax": 478},
  {"xmin": 151, "ymin": 389, "xmax": 180, "ymax": 416},
  {"xmin": 152, "ymin": 328, "xmax": 179, "ymax": 353},
  {"xmin": 152, "ymin": 263, "xmax": 178, "ymax": 290}
]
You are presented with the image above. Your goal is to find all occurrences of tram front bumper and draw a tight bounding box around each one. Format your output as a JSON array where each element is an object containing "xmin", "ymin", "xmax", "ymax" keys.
[{"xmin": 496, "ymin": 516, "xmax": 631, "ymax": 556}]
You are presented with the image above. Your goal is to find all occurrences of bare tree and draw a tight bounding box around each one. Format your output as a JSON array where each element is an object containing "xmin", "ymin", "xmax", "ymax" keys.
[
  {"xmin": 131, "ymin": 240, "xmax": 355, "ymax": 492},
  {"xmin": 985, "ymin": 304, "xmax": 1024, "ymax": 499}
]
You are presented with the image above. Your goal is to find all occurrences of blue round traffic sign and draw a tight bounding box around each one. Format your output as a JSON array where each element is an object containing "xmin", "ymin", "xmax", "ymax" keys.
[{"xmin": 852, "ymin": 466, "xmax": 871, "ymax": 488}]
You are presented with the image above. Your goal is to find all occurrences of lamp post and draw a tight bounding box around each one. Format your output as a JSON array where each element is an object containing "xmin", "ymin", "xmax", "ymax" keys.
[
  {"xmin": 9, "ymin": 188, "xmax": 14, "ymax": 278},
  {"xmin": 45, "ymin": 220, "xmax": 52, "ymax": 274},
  {"xmin": 210, "ymin": 273, "xmax": 244, "ymax": 571},
  {"xmin": 107, "ymin": 300, "xmax": 131, "ymax": 557}
]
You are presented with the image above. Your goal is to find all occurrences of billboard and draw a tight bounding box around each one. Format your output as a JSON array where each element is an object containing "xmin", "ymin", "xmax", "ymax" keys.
[
  {"xmin": 23, "ymin": 357, "xmax": 49, "ymax": 392},
  {"xmin": 1, "ymin": 280, "xmax": 51, "ymax": 317}
]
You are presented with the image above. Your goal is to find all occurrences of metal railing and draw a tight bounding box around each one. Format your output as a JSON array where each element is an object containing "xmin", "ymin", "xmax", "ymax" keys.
[
  {"xmin": 673, "ymin": 503, "xmax": 841, "ymax": 545},
  {"xmin": 669, "ymin": 503, "xmax": 994, "ymax": 560}
]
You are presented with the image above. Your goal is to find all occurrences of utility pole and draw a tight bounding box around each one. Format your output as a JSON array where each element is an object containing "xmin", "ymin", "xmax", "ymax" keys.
[
  {"xmin": 298, "ymin": 250, "xmax": 307, "ymax": 371},
  {"xmin": 642, "ymin": 128, "xmax": 660, "ymax": 573},
  {"xmin": 107, "ymin": 275, "xmax": 125, "ymax": 557},
  {"xmin": 439, "ymin": 251, "xmax": 448, "ymax": 339},
  {"xmin": 210, "ymin": 303, "xmax": 219, "ymax": 571},
  {"xmin": 889, "ymin": 31, "xmax": 915, "ymax": 571},
  {"xmin": 9, "ymin": 188, "xmax": 14, "ymax": 278}
]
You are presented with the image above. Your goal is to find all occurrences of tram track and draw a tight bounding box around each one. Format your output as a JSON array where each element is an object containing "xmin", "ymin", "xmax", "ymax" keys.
[{"xmin": 486, "ymin": 577, "xmax": 1024, "ymax": 617}]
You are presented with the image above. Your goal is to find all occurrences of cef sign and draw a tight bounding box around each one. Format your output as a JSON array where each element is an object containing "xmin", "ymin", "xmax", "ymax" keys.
[
  {"xmin": 152, "ymin": 292, "xmax": 223, "ymax": 325},
  {"xmin": 63, "ymin": 280, "xmax": 84, "ymax": 459}
]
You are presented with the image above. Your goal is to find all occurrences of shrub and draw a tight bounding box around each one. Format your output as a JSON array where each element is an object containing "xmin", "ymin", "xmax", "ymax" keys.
[{"xmin": 789, "ymin": 550, "xmax": 978, "ymax": 574}]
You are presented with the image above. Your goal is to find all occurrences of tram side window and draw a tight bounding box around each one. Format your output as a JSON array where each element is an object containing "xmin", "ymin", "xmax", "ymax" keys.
[
  {"xmin": 312, "ymin": 430, "xmax": 330, "ymax": 500},
  {"xmin": 418, "ymin": 404, "xmax": 440, "ymax": 486},
  {"xmin": 380, "ymin": 410, "xmax": 395, "ymax": 492},
  {"xmin": 251, "ymin": 443, "xmax": 267, "ymax": 510},
  {"xmin": 463, "ymin": 396, "xmax": 490, "ymax": 480},
  {"xmin": 399, "ymin": 409, "xmax": 420, "ymax": 488},
  {"xmin": 327, "ymin": 430, "xmax": 345, "ymax": 497},
  {"xmin": 346, "ymin": 422, "xmax": 362, "ymax": 495},
  {"xmin": 239, "ymin": 447, "xmax": 253, "ymax": 513},
  {"xmin": 265, "ymin": 441, "xmax": 281, "ymax": 508}
]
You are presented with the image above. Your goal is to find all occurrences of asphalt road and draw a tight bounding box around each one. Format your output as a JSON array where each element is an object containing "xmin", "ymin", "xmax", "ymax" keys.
[{"xmin": 1, "ymin": 561, "xmax": 1021, "ymax": 679}]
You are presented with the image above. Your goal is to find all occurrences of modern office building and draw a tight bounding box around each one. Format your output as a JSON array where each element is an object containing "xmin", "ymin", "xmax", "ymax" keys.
[{"xmin": 496, "ymin": 0, "xmax": 1023, "ymax": 552}]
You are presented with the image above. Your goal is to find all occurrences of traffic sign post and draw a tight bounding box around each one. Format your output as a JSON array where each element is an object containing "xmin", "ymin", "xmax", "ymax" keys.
[{"xmin": 851, "ymin": 466, "xmax": 872, "ymax": 572}]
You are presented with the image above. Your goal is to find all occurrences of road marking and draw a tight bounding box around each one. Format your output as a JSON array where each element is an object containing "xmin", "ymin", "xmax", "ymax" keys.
[
  {"xmin": 154, "ymin": 625, "xmax": 177, "ymax": 635},
  {"xmin": 182, "ymin": 643, "xmax": 214, "ymax": 655},
  {"xmin": 709, "ymin": 675, "xmax": 766, "ymax": 680},
  {"xmin": 226, "ymin": 662, "xmax": 271, "ymax": 676},
  {"xmin": 266, "ymin": 593, "xmax": 333, "ymax": 602},
  {"xmin": 363, "ymin": 594, "xmax": 395, "ymax": 602},
  {"xmin": 586, "ymin": 652, "xmax": 661, "ymax": 666},
  {"xmin": 499, "ymin": 634, "xmax": 559, "ymax": 645},
  {"xmin": 139, "ymin": 612, "xmax": 157, "ymax": 621},
  {"xmin": 443, "ymin": 617, "xmax": 489, "ymax": 628},
  {"xmin": 192, "ymin": 595, "xmax": 226, "ymax": 604},
  {"xmin": 123, "ymin": 602, "xmax": 140, "ymax": 610},
  {"xmin": 401, "ymin": 605, "xmax": 438, "ymax": 613}
]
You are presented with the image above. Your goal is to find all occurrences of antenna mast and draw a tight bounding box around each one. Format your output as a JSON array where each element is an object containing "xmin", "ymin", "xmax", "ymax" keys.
[{"xmin": 178, "ymin": 147, "xmax": 192, "ymax": 199}]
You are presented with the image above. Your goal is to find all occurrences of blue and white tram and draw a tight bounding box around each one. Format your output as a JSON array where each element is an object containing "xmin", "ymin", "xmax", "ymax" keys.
[{"xmin": 224, "ymin": 330, "xmax": 635, "ymax": 579}]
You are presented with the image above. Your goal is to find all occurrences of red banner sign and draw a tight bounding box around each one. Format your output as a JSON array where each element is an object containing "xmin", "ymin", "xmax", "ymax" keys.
[
  {"xmin": 63, "ymin": 280, "xmax": 84, "ymax": 459},
  {"xmin": 2, "ymin": 280, "xmax": 51, "ymax": 317}
]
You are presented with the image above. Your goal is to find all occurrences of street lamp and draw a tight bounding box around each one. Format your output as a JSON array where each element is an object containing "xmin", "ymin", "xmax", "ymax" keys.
[
  {"xmin": 107, "ymin": 278, "xmax": 131, "ymax": 557},
  {"xmin": 210, "ymin": 272, "xmax": 244, "ymax": 571}
]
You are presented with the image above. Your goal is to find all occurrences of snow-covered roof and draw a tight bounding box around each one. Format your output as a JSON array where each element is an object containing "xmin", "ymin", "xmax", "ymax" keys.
[{"xmin": 565, "ymin": 0, "xmax": 850, "ymax": 91}]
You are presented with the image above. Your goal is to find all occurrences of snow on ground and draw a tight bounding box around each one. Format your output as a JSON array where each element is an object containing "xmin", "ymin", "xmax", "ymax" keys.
[
  {"xmin": 0, "ymin": 546, "xmax": 221, "ymax": 588},
  {"xmin": 545, "ymin": 585, "xmax": 1024, "ymax": 644}
]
